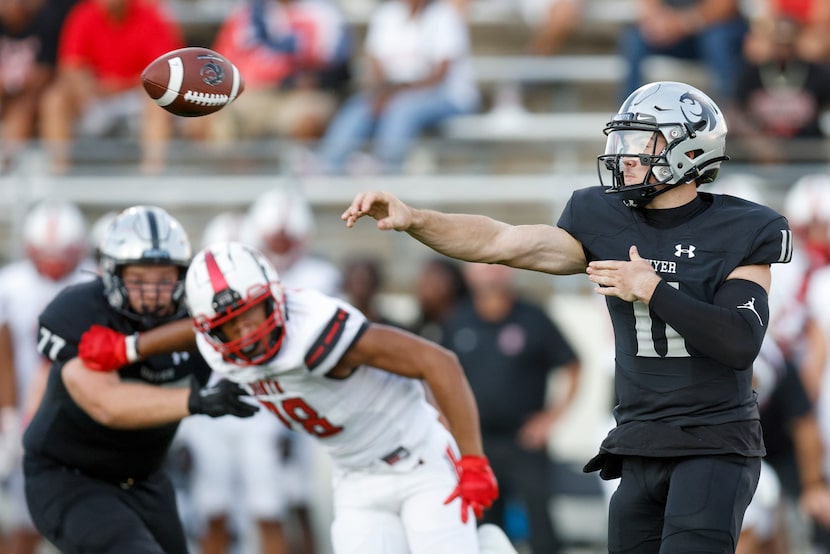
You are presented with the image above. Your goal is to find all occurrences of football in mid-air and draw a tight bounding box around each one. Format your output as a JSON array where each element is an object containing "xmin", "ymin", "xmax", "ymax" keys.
[{"xmin": 141, "ymin": 47, "xmax": 244, "ymax": 117}]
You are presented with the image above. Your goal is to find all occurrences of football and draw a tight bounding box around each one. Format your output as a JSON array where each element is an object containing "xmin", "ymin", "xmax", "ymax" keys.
[{"xmin": 141, "ymin": 47, "xmax": 244, "ymax": 117}]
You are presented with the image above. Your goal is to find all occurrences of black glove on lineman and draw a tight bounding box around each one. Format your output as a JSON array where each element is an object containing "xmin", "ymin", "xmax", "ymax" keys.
[{"xmin": 188, "ymin": 376, "xmax": 259, "ymax": 418}]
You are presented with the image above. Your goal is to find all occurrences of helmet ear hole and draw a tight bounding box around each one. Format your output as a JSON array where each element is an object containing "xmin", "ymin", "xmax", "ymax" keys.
[{"xmin": 654, "ymin": 166, "xmax": 673, "ymax": 180}]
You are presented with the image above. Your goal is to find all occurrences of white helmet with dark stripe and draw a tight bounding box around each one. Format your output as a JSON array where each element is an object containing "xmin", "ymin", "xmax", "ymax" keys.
[{"xmin": 99, "ymin": 206, "xmax": 191, "ymax": 325}]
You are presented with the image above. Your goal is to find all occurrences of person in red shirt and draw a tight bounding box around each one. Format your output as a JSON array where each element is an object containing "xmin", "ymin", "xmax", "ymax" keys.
[
  {"xmin": 39, "ymin": 0, "xmax": 183, "ymax": 174},
  {"xmin": 759, "ymin": 0, "xmax": 830, "ymax": 60}
]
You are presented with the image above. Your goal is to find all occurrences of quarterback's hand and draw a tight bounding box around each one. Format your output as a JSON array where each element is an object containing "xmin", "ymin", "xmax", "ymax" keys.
[
  {"xmin": 79, "ymin": 325, "xmax": 141, "ymax": 371},
  {"xmin": 341, "ymin": 191, "xmax": 413, "ymax": 231},
  {"xmin": 587, "ymin": 245, "xmax": 662, "ymax": 303},
  {"xmin": 444, "ymin": 454, "xmax": 499, "ymax": 523},
  {"xmin": 187, "ymin": 376, "xmax": 259, "ymax": 418}
]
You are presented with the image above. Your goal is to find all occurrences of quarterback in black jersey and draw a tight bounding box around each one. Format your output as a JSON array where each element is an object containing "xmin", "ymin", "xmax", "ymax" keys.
[
  {"xmin": 22, "ymin": 206, "xmax": 257, "ymax": 554},
  {"xmin": 342, "ymin": 81, "xmax": 793, "ymax": 553}
]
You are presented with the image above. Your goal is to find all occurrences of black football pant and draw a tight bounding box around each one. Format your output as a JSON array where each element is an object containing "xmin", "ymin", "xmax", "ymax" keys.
[
  {"xmin": 608, "ymin": 454, "xmax": 761, "ymax": 554},
  {"xmin": 24, "ymin": 455, "xmax": 188, "ymax": 554}
]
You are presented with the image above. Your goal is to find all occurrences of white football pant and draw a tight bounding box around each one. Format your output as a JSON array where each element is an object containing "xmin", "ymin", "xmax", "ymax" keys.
[{"xmin": 330, "ymin": 422, "xmax": 478, "ymax": 554}]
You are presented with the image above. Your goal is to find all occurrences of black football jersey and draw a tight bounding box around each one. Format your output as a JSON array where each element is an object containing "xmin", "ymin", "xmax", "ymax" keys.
[
  {"xmin": 558, "ymin": 187, "xmax": 792, "ymax": 457},
  {"xmin": 23, "ymin": 278, "xmax": 211, "ymax": 481}
]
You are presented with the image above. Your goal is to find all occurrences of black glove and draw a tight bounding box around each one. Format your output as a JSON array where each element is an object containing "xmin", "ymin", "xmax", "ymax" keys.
[{"xmin": 188, "ymin": 376, "xmax": 259, "ymax": 418}]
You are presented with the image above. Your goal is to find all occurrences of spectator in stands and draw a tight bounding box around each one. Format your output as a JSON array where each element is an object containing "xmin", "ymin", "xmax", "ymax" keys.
[
  {"xmin": 729, "ymin": 16, "xmax": 830, "ymax": 164},
  {"xmin": 186, "ymin": 0, "xmax": 350, "ymax": 145},
  {"xmin": 519, "ymin": 0, "xmax": 582, "ymax": 55},
  {"xmin": 752, "ymin": 0, "xmax": 830, "ymax": 61},
  {"xmin": 0, "ymin": 0, "xmax": 77, "ymax": 169},
  {"xmin": 0, "ymin": 199, "xmax": 96, "ymax": 554},
  {"xmin": 0, "ymin": 0, "xmax": 78, "ymax": 171},
  {"xmin": 38, "ymin": 0, "xmax": 183, "ymax": 174},
  {"xmin": 452, "ymin": 0, "xmax": 581, "ymax": 55},
  {"xmin": 343, "ymin": 256, "xmax": 400, "ymax": 326},
  {"xmin": 315, "ymin": 0, "xmax": 479, "ymax": 175},
  {"xmin": 619, "ymin": 0, "xmax": 748, "ymax": 103},
  {"xmin": 410, "ymin": 257, "xmax": 469, "ymax": 344},
  {"xmin": 441, "ymin": 262, "xmax": 581, "ymax": 554}
]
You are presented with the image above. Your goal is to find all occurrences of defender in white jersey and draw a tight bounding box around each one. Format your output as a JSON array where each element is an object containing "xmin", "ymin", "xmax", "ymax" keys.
[{"xmin": 185, "ymin": 241, "xmax": 498, "ymax": 554}]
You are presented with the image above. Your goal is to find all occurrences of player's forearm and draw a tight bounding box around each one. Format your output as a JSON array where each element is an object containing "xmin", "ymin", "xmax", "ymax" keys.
[
  {"xmin": 648, "ymin": 279, "xmax": 768, "ymax": 369},
  {"xmin": 423, "ymin": 354, "xmax": 484, "ymax": 456},
  {"xmin": 135, "ymin": 318, "xmax": 197, "ymax": 357},
  {"xmin": 407, "ymin": 209, "xmax": 515, "ymax": 265},
  {"xmin": 94, "ymin": 384, "xmax": 190, "ymax": 429},
  {"xmin": 64, "ymin": 358, "xmax": 191, "ymax": 428}
]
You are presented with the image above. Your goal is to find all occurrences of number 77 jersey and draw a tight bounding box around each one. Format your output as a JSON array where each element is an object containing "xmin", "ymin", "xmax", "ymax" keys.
[{"xmin": 194, "ymin": 287, "xmax": 437, "ymax": 471}]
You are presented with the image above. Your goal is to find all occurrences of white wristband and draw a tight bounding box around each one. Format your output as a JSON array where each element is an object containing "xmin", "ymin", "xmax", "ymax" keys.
[{"xmin": 125, "ymin": 333, "xmax": 141, "ymax": 363}]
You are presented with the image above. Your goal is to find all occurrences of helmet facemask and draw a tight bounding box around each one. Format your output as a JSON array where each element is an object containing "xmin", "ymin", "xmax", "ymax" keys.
[
  {"xmin": 107, "ymin": 263, "xmax": 187, "ymax": 327},
  {"xmin": 194, "ymin": 282, "xmax": 285, "ymax": 366}
]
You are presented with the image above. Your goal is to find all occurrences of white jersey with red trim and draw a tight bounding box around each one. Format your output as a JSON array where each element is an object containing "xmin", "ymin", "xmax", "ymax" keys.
[
  {"xmin": 0, "ymin": 258, "xmax": 97, "ymax": 404},
  {"xmin": 195, "ymin": 287, "xmax": 438, "ymax": 471}
]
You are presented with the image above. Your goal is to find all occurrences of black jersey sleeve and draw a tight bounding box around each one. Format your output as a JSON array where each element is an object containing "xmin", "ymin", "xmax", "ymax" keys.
[
  {"xmin": 37, "ymin": 279, "xmax": 111, "ymax": 363},
  {"xmin": 557, "ymin": 186, "xmax": 631, "ymax": 263},
  {"xmin": 744, "ymin": 214, "xmax": 793, "ymax": 266}
]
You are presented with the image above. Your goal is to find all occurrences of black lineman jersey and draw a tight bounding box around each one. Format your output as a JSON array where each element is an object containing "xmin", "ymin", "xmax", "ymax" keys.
[
  {"xmin": 23, "ymin": 278, "xmax": 212, "ymax": 482},
  {"xmin": 558, "ymin": 187, "xmax": 792, "ymax": 457}
]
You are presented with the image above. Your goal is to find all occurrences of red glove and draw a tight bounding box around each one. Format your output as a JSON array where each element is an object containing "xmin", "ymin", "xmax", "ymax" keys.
[
  {"xmin": 78, "ymin": 325, "xmax": 140, "ymax": 372},
  {"xmin": 444, "ymin": 452, "xmax": 499, "ymax": 523}
]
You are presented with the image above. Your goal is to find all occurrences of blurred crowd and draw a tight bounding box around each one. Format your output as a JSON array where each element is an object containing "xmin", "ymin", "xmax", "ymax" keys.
[
  {"xmin": 4, "ymin": 1, "xmax": 830, "ymax": 554},
  {"xmin": 2, "ymin": 0, "xmax": 830, "ymax": 174}
]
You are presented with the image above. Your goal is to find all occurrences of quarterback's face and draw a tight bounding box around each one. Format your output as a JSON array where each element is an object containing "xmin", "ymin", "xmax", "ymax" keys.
[
  {"xmin": 121, "ymin": 265, "xmax": 180, "ymax": 317},
  {"xmin": 607, "ymin": 131, "xmax": 667, "ymax": 186}
]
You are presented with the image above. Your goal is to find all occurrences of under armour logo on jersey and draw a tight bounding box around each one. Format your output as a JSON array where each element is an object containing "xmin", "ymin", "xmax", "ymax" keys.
[
  {"xmin": 738, "ymin": 297, "xmax": 764, "ymax": 326},
  {"xmin": 674, "ymin": 244, "xmax": 696, "ymax": 258}
]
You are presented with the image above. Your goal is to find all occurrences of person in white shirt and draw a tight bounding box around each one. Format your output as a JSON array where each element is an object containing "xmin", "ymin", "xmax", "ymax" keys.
[{"xmin": 316, "ymin": 0, "xmax": 478, "ymax": 174}]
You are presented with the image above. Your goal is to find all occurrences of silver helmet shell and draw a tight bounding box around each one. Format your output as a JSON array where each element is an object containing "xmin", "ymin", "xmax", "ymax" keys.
[
  {"xmin": 598, "ymin": 81, "xmax": 728, "ymax": 208},
  {"xmin": 99, "ymin": 206, "xmax": 192, "ymax": 326}
]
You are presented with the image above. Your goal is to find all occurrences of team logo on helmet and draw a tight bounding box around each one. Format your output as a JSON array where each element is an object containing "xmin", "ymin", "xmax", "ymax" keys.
[
  {"xmin": 679, "ymin": 91, "xmax": 719, "ymax": 132},
  {"xmin": 199, "ymin": 61, "xmax": 225, "ymax": 87}
]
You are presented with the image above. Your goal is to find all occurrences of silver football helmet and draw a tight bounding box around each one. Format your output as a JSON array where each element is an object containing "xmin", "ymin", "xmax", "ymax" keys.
[
  {"xmin": 598, "ymin": 81, "xmax": 729, "ymax": 208},
  {"xmin": 99, "ymin": 206, "xmax": 192, "ymax": 326},
  {"xmin": 185, "ymin": 241, "xmax": 286, "ymax": 366}
]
